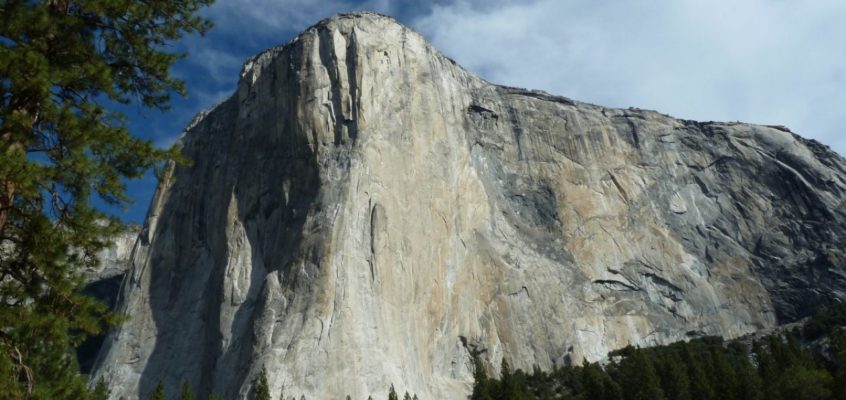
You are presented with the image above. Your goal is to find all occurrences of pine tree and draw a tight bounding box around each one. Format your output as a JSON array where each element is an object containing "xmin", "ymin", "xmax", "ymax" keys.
[
  {"xmin": 582, "ymin": 360, "xmax": 619, "ymax": 400},
  {"xmin": 181, "ymin": 380, "xmax": 195, "ymax": 400},
  {"xmin": 832, "ymin": 330, "xmax": 846, "ymax": 400},
  {"xmin": 618, "ymin": 346, "xmax": 664, "ymax": 400},
  {"xmin": 726, "ymin": 342, "xmax": 762, "ymax": 400},
  {"xmin": 208, "ymin": 392, "xmax": 223, "ymax": 400},
  {"xmin": 0, "ymin": 0, "xmax": 212, "ymax": 397},
  {"xmin": 255, "ymin": 367, "xmax": 271, "ymax": 400},
  {"xmin": 752, "ymin": 340, "xmax": 777, "ymax": 399},
  {"xmin": 778, "ymin": 366, "xmax": 833, "ymax": 400},
  {"xmin": 403, "ymin": 392, "xmax": 412, "ymax": 400},
  {"xmin": 499, "ymin": 358, "xmax": 524, "ymax": 400},
  {"xmin": 655, "ymin": 351, "xmax": 691, "ymax": 400},
  {"xmin": 149, "ymin": 382, "xmax": 165, "ymax": 400},
  {"xmin": 90, "ymin": 378, "xmax": 110, "ymax": 400},
  {"xmin": 707, "ymin": 348, "xmax": 737, "ymax": 400},
  {"xmin": 388, "ymin": 384, "xmax": 399, "ymax": 400},
  {"xmin": 470, "ymin": 351, "xmax": 494, "ymax": 400},
  {"xmin": 682, "ymin": 343, "xmax": 714, "ymax": 400}
]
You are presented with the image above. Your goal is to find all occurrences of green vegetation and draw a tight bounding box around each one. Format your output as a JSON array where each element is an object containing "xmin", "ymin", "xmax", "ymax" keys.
[
  {"xmin": 0, "ymin": 0, "xmax": 211, "ymax": 398},
  {"xmin": 89, "ymin": 379, "xmax": 109, "ymax": 400},
  {"xmin": 148, "ymin": 382, "xmax": 165, "ymax": 400},
  {"xmin": 470, "ymin": 303, "xmax": 846, "ymax": 400},
  {"xmin": 804, "ymin": 301, "xmax": 846, "ymax": 340},
  {"xmin": 180, "ymin": 380, "xmax": 195, "ymax": 400},
  {"xmin": 255, "ymin": 367, "xmax": 271, "ymax": 400}
]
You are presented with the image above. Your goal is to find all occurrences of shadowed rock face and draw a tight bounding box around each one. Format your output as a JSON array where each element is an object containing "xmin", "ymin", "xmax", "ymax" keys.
[
  {"xmin": 78, "ymin": 227, "xmax": 140, "ymax": 373},
  {"xmin": 91, "ymin": 12, "xmax": 846, "ymax": 400}
]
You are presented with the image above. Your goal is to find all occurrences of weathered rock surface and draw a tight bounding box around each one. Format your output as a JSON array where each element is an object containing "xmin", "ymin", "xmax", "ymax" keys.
[
  {"xmin": 84, "ymin": 225, "xmax": 140, "ymax": 284},
  {"xmin": 91, "ymin": 12, "xmax": 846, "ymax": 400},
  {"xmin": 78, "ymin": 226, "xmax": 140, "ymax": 373}
]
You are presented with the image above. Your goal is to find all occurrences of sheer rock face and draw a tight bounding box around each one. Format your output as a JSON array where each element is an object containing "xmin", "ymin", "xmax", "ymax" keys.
[
  {"xmin": 92, "ymin": 13, "xmax": 846, "ymax": 400},
  {"xmin": 78, "ymin": 227, "xmax": 140, "ymax": 373}
]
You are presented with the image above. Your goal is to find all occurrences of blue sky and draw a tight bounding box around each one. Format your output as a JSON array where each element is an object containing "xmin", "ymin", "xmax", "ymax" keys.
[{"xmin": 113, "ymin": 0, "xmax": 846, "ymax": 223}]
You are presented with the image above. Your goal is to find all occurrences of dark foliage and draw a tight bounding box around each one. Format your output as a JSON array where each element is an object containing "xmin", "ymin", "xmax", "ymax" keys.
[
  {"xmin": 804, "ymin": 301, "xmax": 846, "ymax": 340},
  {"xmin": 255, "ymin": 366, "xmax": 271, "ymax": 400},
  {"xmin": 0, "ymin": 0, "xmax": 212, "ymax": 397},
  {"xmin": 472, "ymin": 303, "xmax": 846, "ymax": 399}
]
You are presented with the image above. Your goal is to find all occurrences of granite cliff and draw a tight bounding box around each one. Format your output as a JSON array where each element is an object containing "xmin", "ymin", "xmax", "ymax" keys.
[{"xmin": 91, "ymin": 12, "xmax": 846, "ymax": 400}]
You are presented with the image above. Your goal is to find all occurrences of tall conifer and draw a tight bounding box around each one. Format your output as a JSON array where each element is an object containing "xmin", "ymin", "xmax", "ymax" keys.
[
  {"xmin": 149, "ymin": 382, "xmax": 165, "ymax": 400},
  {"xmin": 0, "ymin": 0, "xmax": 212, "ymax": 396},
  {"xmin": 255, "ymin": 367, "xmax": 271, "ymax": 400},
  {"xmin": 181, "ymin": 380, "xmax": 195, "ymax": 400}
]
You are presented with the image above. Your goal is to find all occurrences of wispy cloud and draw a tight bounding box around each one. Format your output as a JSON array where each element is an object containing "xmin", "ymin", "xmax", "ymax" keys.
[
  {"xmin": 413, "ymin": 0, "xmax": 846, "ymax": 154},
  {"xmin": 177, "ymin": 44, "xmax": 245, "ymax": 86}
]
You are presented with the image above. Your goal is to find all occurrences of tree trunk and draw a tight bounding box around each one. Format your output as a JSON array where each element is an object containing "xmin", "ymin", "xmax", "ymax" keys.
[{"xmin": 0, "ymin": 180, "xmax": 13, "ymax": 239}]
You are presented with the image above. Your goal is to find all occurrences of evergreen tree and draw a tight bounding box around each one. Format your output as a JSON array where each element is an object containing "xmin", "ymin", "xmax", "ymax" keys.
[
  {"xmin": 707, "ymin": 347, "xmax": 736, "ymax": 400},
  {"xmin": 803, "ymin": 302, "xmax": 846, "ymax": 340},
  {"xmin": 752, "ymin": 340, "xmax": 778, "ymax": 399},
  {"xmin": 470, "ymin": 351, "xmax": 494, "ymax": 400},
  {"xmin": 617, "ymin": 347, "xmax": 664, "ymax": 400},
  {"xmin": 255, "ymin": 367, "xmax": 271, "ymax": 400},
  {"xmin": 181, "ymin": 380, "xmax": 195, "ymax": 400},
  {"xmin": 581, "ymin": 361, "xmax": 605, "ymax": 400},
  {"xmin": 532, "ymin": 365, "xmax": 558, "ymax": 400},
  {"xmin": 832, "ymin": 331, "xmax": 846, "ymax": 400},
  {"xmin": 726, "ymin": 342, "xmax": 762, "ymax": 400},
  {"xmin": 208, "ymin": 392, "xmax": 223, "ymax": 400},
  {"xmin": 778, "ymin": 366, "xmax": 833, "ymax": 400},
  {"xmin": 403, "ymin": 392, "xmax": 412, "ymax": 400},
  {"xmin": 581, "ymin": 360, "xmax": 621, "ymax": 400},
  {"xmin": 498, "ymin": 358, "xmax": 524, "ymax": 400},
  {"xmin": 90, "ymin": 378, "xmax": 110, "ymax": 400},
  {"xmin": 681, "ymin": 343, "xmax": 714, "ymax": 400},
  {"xmin": 468, "ymin": 325, "xmax": 844, "ymax": 400},
  {"xmin": 655, "ymin": 350, "xmax": 691, "ymax": 400},
  {"xmin": 149, "ymin": 382, "xmax": 165, "ymax": 400},
  {"xmin": 0, "ymin": 0, "xmax": 212, "ymax": 397},
  {"xmin": 388, "ymin": 384, "xmax": 399, "ymax": 400}
]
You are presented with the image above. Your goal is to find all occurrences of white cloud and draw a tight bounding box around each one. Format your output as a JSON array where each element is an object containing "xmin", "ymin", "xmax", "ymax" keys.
[
  {"xmin": 180, "ymin": 45, "xmax": 245, "ymax": 86},
  {"xmin": 413, "ymin": 0, "xmax": 846, "ymax": 155}
]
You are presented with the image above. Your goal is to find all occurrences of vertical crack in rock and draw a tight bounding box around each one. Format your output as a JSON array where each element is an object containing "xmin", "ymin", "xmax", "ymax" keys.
[
  {"xmin": 345, "ymin": 27, "xmax": 360, "ymax": 142},
  {"xmin": 369, "ymin": 203, "xmax": 386, "ymax": 284}
]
